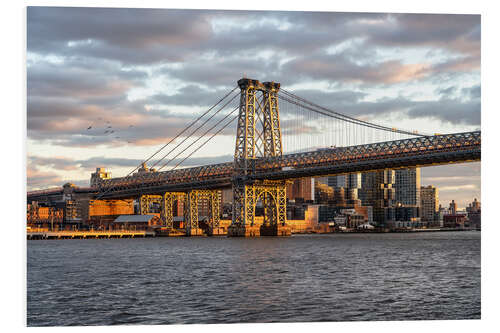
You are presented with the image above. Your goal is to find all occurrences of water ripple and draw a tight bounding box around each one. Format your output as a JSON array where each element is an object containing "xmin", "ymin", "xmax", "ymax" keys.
[{"xmin": 27, "ymin": 231, "xmax": 481, "ymax": 326}]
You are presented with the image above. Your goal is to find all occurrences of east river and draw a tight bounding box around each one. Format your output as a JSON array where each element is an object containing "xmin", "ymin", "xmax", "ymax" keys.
[{"xmin": 27, "ymin": 231, "xmax": 480, "ymax": 326}]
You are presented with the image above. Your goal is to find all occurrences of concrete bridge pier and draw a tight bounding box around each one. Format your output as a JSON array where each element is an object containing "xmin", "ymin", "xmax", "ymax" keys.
[
  {"xmin": 227, "ymin": 225, "xmax": 261, "ymax": 237},
  {"xmin": 260, "ymin": 224, "xmax": 291, "ymax": 237}
]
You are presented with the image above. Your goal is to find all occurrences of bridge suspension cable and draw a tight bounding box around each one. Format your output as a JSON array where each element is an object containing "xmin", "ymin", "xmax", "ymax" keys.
[
  {"xmin": 150, "ymin": 91, "xmax": 239, "ymax": 170},
  {"xmin": 95, "ymin": 85, "xmax": 238, "ymax": 198},
  {"xmin": 157, "ymin": 105, "xmax": 240, "ymax": 171},
  {"xmin": 279, "ymin": 89, "xmax": 429, "ymax": 137},
  {"xmin": 171, "ymin": 112, "xmax": 239, "ymax": 171}
]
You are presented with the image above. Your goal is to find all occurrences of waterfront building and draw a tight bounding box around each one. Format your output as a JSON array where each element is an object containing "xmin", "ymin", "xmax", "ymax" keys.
[
  {"xmin": 314, "ymin": 182, "xmax": 334, "ymax": 204},
  {"xmin": 359, "ymin": 170, "xmax": 396, "ymax": 226},
  {"xmin": 395, "ymin": 205, "xmax": 420, "ymax": 222},
  {"xmin": 90, "ymin": 167, "xmax": 111, "ymax": 187},
  {"xmin": 466, "ymin": 198, "xmax": 481, "ymax": 229},
  {"xmin": 347, "ymin": 173, "xmax": 362, "ymax": 189},
  {"xmin": 421, "ymin": 185, "xmax": 439, "ymax": 225},
  {"xmin": 395, "ymin": 168, "xmax": 421, "ymax": 206},
  {"xmin": 467, "ymin": 198, "xmax": 481, "ymax": 213},
  {"xmin": 333, "ymin": 187, "xmax": 346, "ymax": 206},
  {"xmin": 449, "ymin": 200, "xmax": 457, "ymax": 215},
  {"xmin": 315, "ymin": 177, "xmax": 329, "ymax": 186},
  {"xmin": 327, "ymin": 175, "xmax": 346, "ymax": 188},
  {"xmin": 327, "ymin": 173, "xmax": 361, "ymax": 201},
  {"xmin": 443, "ymin": 214, "xmax": 467, "ymax": 228},
  {"xmin": 436, "ymin": 204, "xmax": 447, "ymax": 227},
  {"xmin": 287, "ymin": 177, "xmax": 315, "ymax": 202},
  {"xmin": 111, "ymin": 214, "xmax": 161, "ymax": 230}
]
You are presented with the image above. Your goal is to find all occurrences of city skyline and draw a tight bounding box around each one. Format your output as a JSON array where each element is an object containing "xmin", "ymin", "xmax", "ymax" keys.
[{"xmin": 27, "ymin": 8, "xmax": 480, "ymax": 208}]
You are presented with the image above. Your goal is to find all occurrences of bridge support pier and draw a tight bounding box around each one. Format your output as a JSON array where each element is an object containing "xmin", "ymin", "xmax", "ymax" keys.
[
  {"xmin": 228, "ymin": 180, "xmax": 290, "ymax": 237},
  {"xmin": 184, "ymin": 189, "xmax": 221, "ymax": 236},
  {"xmin": 139, "ymin": 195, "xmax": 162, "ymax": 215},
  {"xmin": 161, "ymin": 192, "xmax": 185, "ymax": 229}
]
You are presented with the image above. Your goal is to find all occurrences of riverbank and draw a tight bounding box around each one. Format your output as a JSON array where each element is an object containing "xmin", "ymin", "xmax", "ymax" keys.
[
  {"xmin": 294, "ymin": 227, "xmax": 480, "ymax": 235},
  {"xmin": 27, "ymin": 226, "xmax": 480, "ymax": 239}
]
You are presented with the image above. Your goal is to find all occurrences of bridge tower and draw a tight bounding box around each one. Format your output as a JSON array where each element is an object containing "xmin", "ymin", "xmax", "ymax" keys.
[{"xmin": 228, "ymin": 78, "xmax": 291, "ymax": 237}]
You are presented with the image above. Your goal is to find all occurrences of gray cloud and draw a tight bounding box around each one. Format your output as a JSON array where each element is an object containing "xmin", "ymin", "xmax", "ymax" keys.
[
  {"xmin": 282, "ymin": 87, "xmax": 480, "ymax": 126},
  {"xmin": 26, "ymin": 8, "xmax": 481, "ymax": 190},
  {"xmin": 28, "ymin": 154, "xmax": 234, "ymax": 176},
  {"xmin": 27, "ymin": 7, "xmax": 214, "ymax": 64}
]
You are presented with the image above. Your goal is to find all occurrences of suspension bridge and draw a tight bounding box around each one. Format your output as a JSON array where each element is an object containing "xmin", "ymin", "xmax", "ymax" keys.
[{"xmin": 27, "ymin": 78, "xmax": 481, "ymax": 237}]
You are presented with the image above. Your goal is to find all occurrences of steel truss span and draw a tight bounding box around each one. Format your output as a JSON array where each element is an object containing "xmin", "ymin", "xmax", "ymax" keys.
[{"xmin": 86, "ymin": 131, "xmax": 480, "ymax": 200}]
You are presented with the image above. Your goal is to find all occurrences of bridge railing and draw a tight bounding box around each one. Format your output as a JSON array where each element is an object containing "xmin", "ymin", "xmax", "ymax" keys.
[{"xmin": 258, "ymin": 131, "xmax": 481, "ymax": 169}]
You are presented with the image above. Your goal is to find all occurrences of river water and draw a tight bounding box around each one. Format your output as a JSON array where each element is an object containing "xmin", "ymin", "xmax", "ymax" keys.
[{"xmin": 27, "ymin": 231, "xmax": 480, "ymax": 326}]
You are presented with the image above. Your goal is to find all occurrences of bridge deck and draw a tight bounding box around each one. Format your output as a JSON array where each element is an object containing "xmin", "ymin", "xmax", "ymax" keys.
[
  {"xmin": 27, "ymin": 131, "xmax": 480, "ymax": 201},
  {"xmin": 93, "ymin": 131, "xmax": 480, "ymax": 199}
]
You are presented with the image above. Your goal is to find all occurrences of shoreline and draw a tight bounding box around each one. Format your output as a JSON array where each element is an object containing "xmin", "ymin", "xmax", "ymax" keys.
[{"xmin": 27, "ymin": 227, "xmax": 480, "ymax": 240}]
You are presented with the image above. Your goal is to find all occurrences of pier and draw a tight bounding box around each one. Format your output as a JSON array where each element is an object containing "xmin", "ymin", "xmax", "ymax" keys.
[{"xmin": 27, "ymin": 229, "xmax": 155, "ymax": 240}]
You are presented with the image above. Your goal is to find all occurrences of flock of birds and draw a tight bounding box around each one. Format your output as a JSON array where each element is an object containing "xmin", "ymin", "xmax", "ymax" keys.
[{"xmin": 84, "ymin": 118, "xmax": 136, "ymax": 144}]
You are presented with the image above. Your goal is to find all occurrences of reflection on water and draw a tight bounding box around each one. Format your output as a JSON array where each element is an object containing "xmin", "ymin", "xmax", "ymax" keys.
[{"xmin": 27, "ymin": 232, "xmax": 480, "ymax": 326}]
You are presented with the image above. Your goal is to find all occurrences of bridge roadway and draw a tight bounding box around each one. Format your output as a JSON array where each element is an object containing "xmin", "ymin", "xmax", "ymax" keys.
[{"xmin": 27, "ymin": 131, "xmax": 481, "ymax": 201}]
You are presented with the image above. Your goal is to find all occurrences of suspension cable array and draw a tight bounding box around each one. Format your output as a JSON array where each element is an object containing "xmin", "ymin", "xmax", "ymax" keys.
[
  {"xmin": 95, "ymin": 86, "xmax": 239, "ymax": 198},
  {"xmin": 277, "ymin": 88, "xmax": 430, "ymax": 154},
  {"xmin": 280, "ymin": 89, "xmax": 428, "ymax": 136},
  {"xmin": 157, "ymin": 106, "xmax": 240, "ymax": 172},
  {"xmin": 151, "ymin": 92, "xmax": 239, "ymax": 170}
]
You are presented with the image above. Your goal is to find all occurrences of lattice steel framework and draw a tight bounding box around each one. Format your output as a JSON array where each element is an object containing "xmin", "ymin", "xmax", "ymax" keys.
[
  {"xmin": 232, "ymin": 79, "xmax": 287, "ymax": 230},
  {"xmin": 139, "ymin": 194, "xmax": 162, "ymax": 215},
  {"xmin": 183, "ymin": 189, "xmax": 221, "ymax": 234},
  {"xmin": 184, "ymin": 191, "xmax": 198, "ymax": 234},
  {"xmin": 234, "ymin": 79, "xmax": 283, "ymax": 171},
  {"xmin": 162, "ymin": 192, "xmax": 185, "ymax": 229},
  {"xmin": 263, "ymin": 81, "xmax": 283, "ymax": 158}
]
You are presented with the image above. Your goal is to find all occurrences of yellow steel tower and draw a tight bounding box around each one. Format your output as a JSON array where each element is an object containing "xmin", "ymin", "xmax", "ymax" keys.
[{"xmin": 228, "ymin": 78, "xmax": 291, "ymax": 237}]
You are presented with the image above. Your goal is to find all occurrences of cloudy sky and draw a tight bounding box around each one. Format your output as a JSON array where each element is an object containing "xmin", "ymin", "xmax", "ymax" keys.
[{"xmin": 26, "ymin": 7, "xmax": 480, "ymax": 208}]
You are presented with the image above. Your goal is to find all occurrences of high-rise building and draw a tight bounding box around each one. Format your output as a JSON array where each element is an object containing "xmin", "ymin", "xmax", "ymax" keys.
[
  {"xmin": 327, "ymin": 173, "xmax": 361, "ymax": 201},
  {"xmin": 90, "ymin": 167, "xmax": 111, "ymax": 187},
  {"xmin": 287, "ymin": 178, "xmax": 315, "ymax": 202},
  {"xmin": 466, "ymin": 198, "xmax": 481, "ymax": 229},
  {"xmin": 421, "ymin": 185, "xmax": 439, "ymax": 224},
  {"xmin": 467, "ymin": 198, "xmax": 481, "ymax": 213},
  {"xmin": 347, "ymin": 173, "xmax": 362, "ymax": 189},
  {"xmin": 314, "ymin": 182, "xmax": 334, "ymax": 204},
  {"xmin": 359, "ymin": 170, "xmax": 396, "ymax": 226},
  {"xmin": 327, "ymin": 175, "xmax": 346, "ymax": 188},
  {"xmin": 395, "ymin": 168, "xmax": 421, "ymax": 206},
  {"xmin": 449, "ymin": 200, "xmax": 457, "ymax": 215}
]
